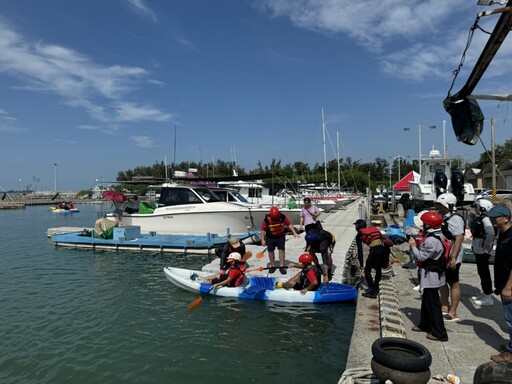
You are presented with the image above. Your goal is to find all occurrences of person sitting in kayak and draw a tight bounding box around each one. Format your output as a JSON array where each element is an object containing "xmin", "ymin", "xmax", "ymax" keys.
[
  {"xmin": 305, "ymin": 228, "xmax": 335, "ymax": 283},
  {"xmin": 276, "ymin": 253, "xmax": 321, "ymax": 295},
  {"xmin": 204, "ymin": 252, "xmax": 246, "ymax": 289}
]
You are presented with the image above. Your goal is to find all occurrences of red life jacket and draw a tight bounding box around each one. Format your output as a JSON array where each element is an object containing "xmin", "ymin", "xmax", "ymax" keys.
[
  {"xmin": 359, "ymin": 227, "xmax": 382, "ymax": 245},
  {"xmin": 264, "ymin": 214, "xmax": 286, "ymax": 237}
]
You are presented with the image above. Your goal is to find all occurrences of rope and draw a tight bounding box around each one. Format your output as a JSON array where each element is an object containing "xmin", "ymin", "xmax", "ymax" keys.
[{"xmin": 338, "ymin": 367, "xmax": 382, "ymax": 384}]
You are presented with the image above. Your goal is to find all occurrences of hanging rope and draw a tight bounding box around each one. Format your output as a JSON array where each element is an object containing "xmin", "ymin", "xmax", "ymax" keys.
[{"xmin": 446, "ymin": 16, "xmax": 479, "ymax": 99}]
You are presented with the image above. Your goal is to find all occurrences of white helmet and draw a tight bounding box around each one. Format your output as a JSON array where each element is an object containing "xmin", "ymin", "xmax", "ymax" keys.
[
  {"xmin": 474, "ymin": 198, "xmax": 493, "ymax": 213},
  {"xmin": 227, "ymin": 252, "xmax": 241, "ymax": 262},
  {"xmin": 436, "ymin": 193, "xmax": 457, "ymax": 210}
]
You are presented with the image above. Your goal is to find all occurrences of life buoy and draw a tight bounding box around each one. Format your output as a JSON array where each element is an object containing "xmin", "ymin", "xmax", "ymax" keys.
[{"xmin": 371, "ymin": 337, "xmax": 432, "ymax": 373}]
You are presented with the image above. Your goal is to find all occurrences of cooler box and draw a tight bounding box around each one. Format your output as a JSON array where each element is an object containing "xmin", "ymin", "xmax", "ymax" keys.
[{"xmin": 113, "ymin": 226, "xmax": 141, "ymax": 241}]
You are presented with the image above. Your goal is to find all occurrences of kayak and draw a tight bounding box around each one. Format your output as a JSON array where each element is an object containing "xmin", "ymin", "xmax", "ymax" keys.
[
  {"xmin": 50, "ymin": 207, "xmax": 80, "ymax": 213},
  {"xmin": 163, "ymin": 267, "xmax": 357, "ymax": 304}
]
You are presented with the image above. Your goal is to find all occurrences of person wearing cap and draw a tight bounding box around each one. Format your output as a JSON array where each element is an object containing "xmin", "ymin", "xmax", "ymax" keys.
[
  {"xmin": 299, "ymin": 197, "xmax": 322, "ymax": 233},
  {"xmin": 487, "ymin": 204, "xmax": 512, "ymax": 362},
  {"xmin": 204, "ymin": 252, "xmax": 246, "ymax": 289},
  {"xmin": 261, "ymin": 206, "xmax": 300, "ymax": 275},
  {"xmin": 435, "ymin": 193, "xmax": 465, "ymax": 322},
  {"xmin": 214, "ymin": 237, "xmax": 246, "ymax": 272},
  {"xmin": 304, "ymin": 228, "xmax": 335, "ymax": 283}
]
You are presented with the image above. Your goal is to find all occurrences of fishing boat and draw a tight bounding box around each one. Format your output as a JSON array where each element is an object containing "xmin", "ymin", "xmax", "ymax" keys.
[
  {"xmin": 408, "ymin": 149, "xmax": 476, "ymax": 209},
  {"xmin": 105, "ymin": 184, "xmax": 265, "ymax": 236},
  {"xmin": 163, "ymin": 267, "xmax": 357, "ymax": 304}
]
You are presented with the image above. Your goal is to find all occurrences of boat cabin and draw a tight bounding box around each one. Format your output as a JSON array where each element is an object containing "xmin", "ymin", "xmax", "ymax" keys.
[
  {"xmin": 419, "ymin": 149, "xmax": 452, "ymax": 186},
  {"xmin": 157, "ymin": 185, "xmax": 223, "ymax": 207}
]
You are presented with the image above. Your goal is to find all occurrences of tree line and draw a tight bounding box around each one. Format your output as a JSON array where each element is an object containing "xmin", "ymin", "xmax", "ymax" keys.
[{"xmin": 114, "ymin": 139, "xmax": 512, "ymax": 195}]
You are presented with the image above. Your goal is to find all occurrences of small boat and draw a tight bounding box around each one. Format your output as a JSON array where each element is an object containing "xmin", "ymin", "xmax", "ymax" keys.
[
  {"xmin": 163, "ymin": 267, "xmax": 358, "ymax": 304},
  {"xmin": 50, "ymin": 207, "xmax": 80, "ymax": 213}
]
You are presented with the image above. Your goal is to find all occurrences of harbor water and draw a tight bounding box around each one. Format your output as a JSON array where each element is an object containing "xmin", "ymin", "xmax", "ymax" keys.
[{"xmin": 0, "ymin": 205, "xmax": 356, "ymax": 383}]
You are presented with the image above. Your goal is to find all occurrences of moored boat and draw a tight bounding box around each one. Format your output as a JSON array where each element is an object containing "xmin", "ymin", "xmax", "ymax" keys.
[
  {"xmin": 50, "ymin": 207, "xmax": 80, "ymax": 213},
  {"xmin": 163, "ymin": 266, "xmax": 357, "ymax": 303},
  {"xmin": 106, "ymin": 184, "xmax": 263, "ymax": 235}
]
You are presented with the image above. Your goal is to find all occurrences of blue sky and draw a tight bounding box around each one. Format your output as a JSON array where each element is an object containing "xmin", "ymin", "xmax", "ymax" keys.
[{"xmin": 1, "ymin": 0, "xmax": 511, "ymax": 191}]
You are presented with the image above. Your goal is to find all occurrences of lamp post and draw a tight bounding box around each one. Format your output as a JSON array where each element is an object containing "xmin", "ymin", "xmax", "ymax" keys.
[
  {"xmin": 403, "ymin": 125, "xmax": 436, "ymax": 172},
  {"xmin": 54, "ymin": 163, "xmax": 58, "ymax": 192},
  {"xmin": 394, "ymin": 155, "xmax": 409, "ymax": 180}
]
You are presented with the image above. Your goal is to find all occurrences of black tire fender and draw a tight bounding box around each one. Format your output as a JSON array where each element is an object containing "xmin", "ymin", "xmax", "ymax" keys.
[{"xmin": 371, "ymin": 337, "xmax": 432, "ymax": 373}]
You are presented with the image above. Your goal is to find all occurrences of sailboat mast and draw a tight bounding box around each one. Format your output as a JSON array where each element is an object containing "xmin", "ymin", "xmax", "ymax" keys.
[
  {"xmin": 322, "ymin": 107, "xmax": 327, "ymax": 186},
  {"xmin": 337, "ymin": 130, "xmax": 340, "ymax": 191}
]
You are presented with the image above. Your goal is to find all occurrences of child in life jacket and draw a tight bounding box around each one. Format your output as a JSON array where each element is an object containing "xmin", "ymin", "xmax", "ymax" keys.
[
  {"xmin": 276, "ymin": 253, "xmax": 321, "ymax": 295},
  {"xmin": 204, "ymin": 252, "xmax": 246, "ymax": 289}
]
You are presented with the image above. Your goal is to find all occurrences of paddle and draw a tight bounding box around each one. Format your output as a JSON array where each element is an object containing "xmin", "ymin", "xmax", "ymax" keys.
[
  {"xmin": 241, "ymin": 251, "xmax": 252, "ymax": 262},
  {"xmin": 256, "ymin": 247, "xmax": 268, "ymax": 258},
  {"xmin": 188, "ymin": 286, "xmax": 214, "ymax": 311},
  {"xmin": 245, "ymin": 266, "xmax": 290, "ymax": 274}
]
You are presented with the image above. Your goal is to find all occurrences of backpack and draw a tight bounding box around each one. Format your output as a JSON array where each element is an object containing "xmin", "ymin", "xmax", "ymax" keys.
[
  {"xmin": 470, "ymin": 216, "xmax": 486, "ymax": 239},
  {"xmin": 441, "ymin": 213, "xmax": 465, "ymax": 240},
  {"xmin": 359, "ymin": 227, "xmax": 382, "ymax": 245},
  {"xmin": 423, "ymin": 234, "xmax": 451, "ymax": 275}
]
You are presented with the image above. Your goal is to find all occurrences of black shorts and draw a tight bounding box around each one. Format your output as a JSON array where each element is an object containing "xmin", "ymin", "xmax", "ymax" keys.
[
  {"xmin": 265, "ymin": 236, "xmax": 286, "ymax": 252},
  {"xmin": 211, "ymin": 274, "xmax": 228, "ymax": 285},
  {"xmin": 445, "ymin": 262, "xmax": 461, "ymax": 284}
]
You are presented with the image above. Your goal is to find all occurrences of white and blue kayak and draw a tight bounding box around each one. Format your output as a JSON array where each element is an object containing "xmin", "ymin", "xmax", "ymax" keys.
[{"xmin": 163, "ymin": 267, "xmax": 357, "ymax": 304}]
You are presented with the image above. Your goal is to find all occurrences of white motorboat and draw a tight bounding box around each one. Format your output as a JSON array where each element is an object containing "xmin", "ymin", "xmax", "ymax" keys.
[
  {"xmin": 408, "ymin": 149, "xmax": 475, "ymax": 208},
  {"xmin": 107, "ymin": 184, "xmax": 263, "ymax": 236},
  {"xmin": 208, "ymin": 186, "xmax": 303, "ymax": 225}
]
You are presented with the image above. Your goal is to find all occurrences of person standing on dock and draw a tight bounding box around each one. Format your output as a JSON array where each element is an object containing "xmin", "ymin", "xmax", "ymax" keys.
[
  {"xmin": 359, "ymin": 226, "xmax": 389, "ymax": 299},
  {"xmin": 435, "ymin": 193, "xmax": 465, "ymax": 322},
  {"xmin": 353, "ymin": 219, "xmax": 367, "ymax": 276},
  {"xmin": 215, "ymin": 237, "xmax": 246, "ymax": 273},
  {"xmin": 299, "ymin": 197, "xmax": 321, "ymax": 233},
  {"xmin": 470, "ymin": 199, "xmax": 496, "ymax": 306},
  {"xmin": 261, "ymin": 206, "xmax": 300, "ymax": 275},
  {"xmin": 408, "ymin": 211, "xmax": 449, "ymax": 342},
  {"xmin": 486, "ymin": 204, "xmax": 512, "ymax": 362}
]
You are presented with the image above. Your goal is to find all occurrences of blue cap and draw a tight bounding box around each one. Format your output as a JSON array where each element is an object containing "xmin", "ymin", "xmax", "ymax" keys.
[{"xmin": 487, "ymin": 204, "xmax": 511, "ymax": 218}]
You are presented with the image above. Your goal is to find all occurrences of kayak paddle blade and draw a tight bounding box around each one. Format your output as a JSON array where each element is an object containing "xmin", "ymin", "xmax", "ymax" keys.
[{"xmin": 188, "ymin": 297, "xmax": 203, "ymax": 311}]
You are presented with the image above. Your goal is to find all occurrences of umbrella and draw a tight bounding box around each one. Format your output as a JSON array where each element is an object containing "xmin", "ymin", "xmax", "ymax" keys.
[{"xmin": 102, "ymin": 191, "xmax": 127, "ymax": 202}]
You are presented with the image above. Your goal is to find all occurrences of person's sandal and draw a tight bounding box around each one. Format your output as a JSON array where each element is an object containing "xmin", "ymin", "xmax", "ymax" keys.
[{"xmin": 279, "ymin": 267, "xmax": 287, "ymax": 275}]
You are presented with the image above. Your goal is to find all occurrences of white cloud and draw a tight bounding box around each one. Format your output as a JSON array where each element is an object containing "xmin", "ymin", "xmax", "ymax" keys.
[
  {"xmin": 0, "ymin": 20, "xmax": 171, "ymax": 126},
  {"xmin": 0, "ymin": 108, "xmax": 24, "ymax": 133},
  {"xmin": 126, "ymin": 0, "xmax": 158, "ymax": 23},
  {"xmin": 130, "ymin": 135, "xmax": 155, "ymax": 148},
  {"xmin": 255, "ymin": 0, "xmax": 512, "ymax": 82}
]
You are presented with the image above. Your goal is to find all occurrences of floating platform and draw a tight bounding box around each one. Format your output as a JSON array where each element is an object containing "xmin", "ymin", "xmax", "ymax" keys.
[{"xmin": 50, "ymin": 226, "xmax": 260, "ymax": 255}]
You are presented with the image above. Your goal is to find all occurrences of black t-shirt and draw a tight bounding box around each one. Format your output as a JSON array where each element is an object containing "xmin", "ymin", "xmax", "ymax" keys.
[{"xmin": 494, "ymin": 226, "xmax": 512, "ymax": 292}]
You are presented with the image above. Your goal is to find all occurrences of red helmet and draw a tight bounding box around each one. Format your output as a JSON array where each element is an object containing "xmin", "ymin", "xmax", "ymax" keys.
[
  {"xmin": 269, "ymin": 206, "xmax": 280, "ymax": 219},
  {"xmin": 420, "ymin": 211, "xmax": 443, "ymax": 229},
  {"xmin": 299, "ymin": 253, "xmax": 313, "ymax": 264}
]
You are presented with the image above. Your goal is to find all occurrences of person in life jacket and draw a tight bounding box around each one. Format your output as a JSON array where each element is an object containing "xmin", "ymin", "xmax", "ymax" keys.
[
  {"xmin": 470, "ymin": 198, "xmax": 496, "ymax": 306},
  {"xmin": 435, "ymin": 193, "xmax": 465, "ymax": 322},
  {"xmin": 215, "ymin": 237, "xmax": 247, "ymax": 272},
  {"xmin": 305, "ymin": 228, "xmax": 335, "ymax": 283},
  {"xmin": 204, "ymin": 252, "xmax": 246, "ymax": 289},
  {"xmin": 260, "ymin": 206, "xmax": 300, "ymax": 275},
  {"xmin": 359, "ymin": 227, "xmax": 390, "ymax": 299},
  {"xmin": 407, "ymin": 211, "xmax": 449, "ymax": 341},
  {"xmin": 353, "ymin": 219, "xmax": 367, "ymax": 275},
  {"xmin": 276, "ymin": 253, "xmax": 321, "ymax": 295}
]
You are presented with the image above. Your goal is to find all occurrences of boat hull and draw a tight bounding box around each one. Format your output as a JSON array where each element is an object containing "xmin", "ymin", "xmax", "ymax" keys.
[
  {"xmin": 111, "ymin": 202, "xmax": 259, "ymax": 235},
  {"xmin": 164, "ymin": 267, "xmax": 357, "ymax": 303}
]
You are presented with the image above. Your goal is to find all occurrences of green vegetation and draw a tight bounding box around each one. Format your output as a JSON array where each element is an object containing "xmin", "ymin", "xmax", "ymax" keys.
[{"xmin": 110, "ymin": 140, "xmax": 512, "ymax": 194}]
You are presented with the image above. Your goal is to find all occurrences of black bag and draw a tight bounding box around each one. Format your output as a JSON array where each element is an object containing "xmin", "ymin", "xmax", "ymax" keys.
[
  {"xmin": 470, "ymin": 216, "xmax": 486, "ymax": 239},
  {"xmin": 444, "ymin": 97, "xmax": 484, "ymax": 146}
]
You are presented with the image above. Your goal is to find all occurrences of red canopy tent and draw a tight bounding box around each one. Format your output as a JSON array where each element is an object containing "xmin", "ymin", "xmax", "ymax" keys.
[{"xmin": 393, "ymin": 171, "xmax": 420, "ymax": 191}]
